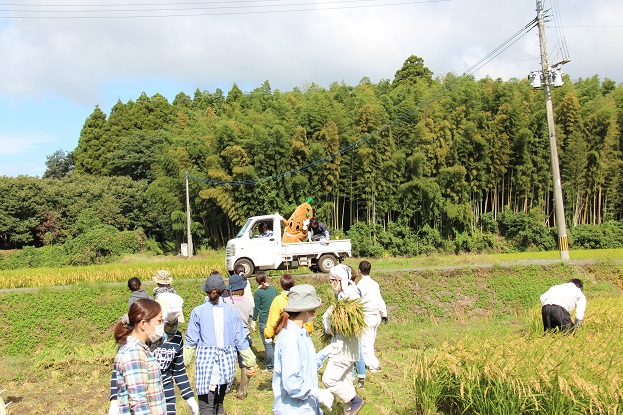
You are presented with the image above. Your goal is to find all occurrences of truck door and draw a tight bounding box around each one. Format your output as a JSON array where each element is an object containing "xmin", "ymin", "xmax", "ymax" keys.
[{"xmin": 243, "ymin": 220, "xmax": 279, "ymax": 268}]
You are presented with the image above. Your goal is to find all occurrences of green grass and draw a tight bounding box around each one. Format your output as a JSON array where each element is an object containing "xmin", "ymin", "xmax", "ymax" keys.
[{"xmin": 1, "ymin": 254, "xmax": 623, "ymax": 414}]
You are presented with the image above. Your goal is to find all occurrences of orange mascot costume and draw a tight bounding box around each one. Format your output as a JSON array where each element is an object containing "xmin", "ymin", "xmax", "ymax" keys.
[{"xmin": 281, "ymin": 198, "xmax": 313, "ymax": 243}]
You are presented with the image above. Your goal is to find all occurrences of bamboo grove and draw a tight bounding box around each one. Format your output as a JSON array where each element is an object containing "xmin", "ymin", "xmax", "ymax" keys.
[{"xmin": 1, "ymin": 55, "xmax": 622, "ymax": 251}]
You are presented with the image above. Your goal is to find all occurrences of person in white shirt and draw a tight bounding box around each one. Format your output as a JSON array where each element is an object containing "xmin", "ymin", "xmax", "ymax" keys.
[
  {"xmin": 540, "ymin": 278, "xmax": 586, "ymax": 333},
  {"xmin": 356, "ymin": 261, "xmax": 387, "ymax": 373}
]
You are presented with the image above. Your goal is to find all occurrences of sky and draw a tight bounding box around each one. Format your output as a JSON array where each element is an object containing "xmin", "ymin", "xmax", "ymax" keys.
[{"xmin": 1, "ymin": 0, "xmax": 622, "ymax": 177}]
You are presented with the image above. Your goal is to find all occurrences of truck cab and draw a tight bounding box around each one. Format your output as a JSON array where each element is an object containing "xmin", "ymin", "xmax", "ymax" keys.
[{"xmin": 225, "ymin": 214, "xmax": 283, "ymax": 275}]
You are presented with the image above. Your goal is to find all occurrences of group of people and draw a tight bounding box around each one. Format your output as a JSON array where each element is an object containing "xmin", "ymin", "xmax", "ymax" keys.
[
  {"xmin": 111, "ymin": 270, "xmax": 198, "ymax": 415},
  {"xmin": 109, "ymin": 261, "xmax": 388, "ymax": 415},
  {"xmin": 270, "ymin": 261, "xmax": 387, "ymax": 415},
  {"xmin": 110, "ymin": 263, "xmax": 586, "ymax": 414}
]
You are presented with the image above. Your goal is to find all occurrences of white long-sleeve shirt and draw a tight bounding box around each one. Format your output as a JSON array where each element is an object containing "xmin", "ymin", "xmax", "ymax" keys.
[
  {"xmin": 357, "ymin": 275, "xmax": 387, "ymax": 319},
  {"xmin": 540, "ymin": 282, "xmax": 586, "ymax": 321}
]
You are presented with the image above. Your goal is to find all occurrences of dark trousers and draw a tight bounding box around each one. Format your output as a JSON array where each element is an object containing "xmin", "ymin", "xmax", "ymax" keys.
[
  {"xmin": 542, "ymin": 304, "xmax": 573, "ymax": 333},
  {"xmin": 198, "ymin": 384, "xmax": 227, "ymax": 415}
]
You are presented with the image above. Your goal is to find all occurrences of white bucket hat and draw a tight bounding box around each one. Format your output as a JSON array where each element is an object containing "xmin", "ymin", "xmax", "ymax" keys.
[
  {"xmin": 152, "ymin": 270, "xmax": 172, "ymax": 285},
  {"xmin": 283, "ymin": 284, "xmax": 322, "ymax": 313}
]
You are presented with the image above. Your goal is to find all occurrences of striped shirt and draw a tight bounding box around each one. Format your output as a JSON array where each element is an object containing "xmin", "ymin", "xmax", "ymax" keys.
[
  {"xmin": 111, "ymin": 331, "xmax": 194, "ymax": 415},
  {"xmin": 114, "ymin": 336, "xmax": 167, "ymax": 415}
]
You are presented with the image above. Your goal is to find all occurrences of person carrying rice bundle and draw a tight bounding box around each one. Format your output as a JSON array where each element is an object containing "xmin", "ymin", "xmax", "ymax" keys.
[{"xmin": 321, "ymin": 264, "xmax": 366, "ymax": 415}]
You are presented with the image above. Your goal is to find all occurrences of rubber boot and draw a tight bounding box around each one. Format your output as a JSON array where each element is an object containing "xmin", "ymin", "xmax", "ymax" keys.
[{"xmin": 235, "ymin": 370, "xmax": 250, "ymax": 400}]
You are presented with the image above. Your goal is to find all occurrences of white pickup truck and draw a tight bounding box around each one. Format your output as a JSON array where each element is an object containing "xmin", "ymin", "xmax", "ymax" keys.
[{"xmin": 225, "ymin": 213, "xmax": 352, "ymax": 277}]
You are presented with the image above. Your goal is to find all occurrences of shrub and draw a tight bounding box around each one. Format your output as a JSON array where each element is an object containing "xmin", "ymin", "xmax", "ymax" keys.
[
  {"xmin": 498, "ymin": 209, "xmax": 556, "ymax": 251},
  {"xmin": 347, "ymin": 221, "xmax": 384, "ymax": 257},
  {"xmin": 569, "ymin": 221, "xmax": 623, "ymax": 249}
]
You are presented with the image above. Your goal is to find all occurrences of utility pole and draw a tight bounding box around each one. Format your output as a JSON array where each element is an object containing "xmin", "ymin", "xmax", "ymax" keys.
[
  {"xmin": 535, "ymin": 0, "xmax": 569, "ymax": 260},
  {"xmin": 185, "ymin": 172, "xmax": 193, "ymax": 258}
]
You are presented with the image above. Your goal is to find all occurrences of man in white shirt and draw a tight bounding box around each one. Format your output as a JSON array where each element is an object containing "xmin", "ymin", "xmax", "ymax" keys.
[
  {"xmin": 540, "ymin": 278, "xmax": 586, "ymax": 333},
  {"xmin": 356, "ymin": 261, "xmax": 387, "ymax": 373}
]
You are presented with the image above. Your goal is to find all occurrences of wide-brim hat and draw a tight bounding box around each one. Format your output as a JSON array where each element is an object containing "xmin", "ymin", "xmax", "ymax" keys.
[
  {"xmin": 283, "ymin": 284, "xmax": 322, "ymax": 312},
  {"xmin": 202, "ymin": 274, "xmax": 227, "ymax": 293},
  {"xmin": 229, "ymin": 274, "xmax": 247, "ymax": 291},
  {"xmin": 152, "ymin": 269, "xmax": 172, "ymax": 285}
]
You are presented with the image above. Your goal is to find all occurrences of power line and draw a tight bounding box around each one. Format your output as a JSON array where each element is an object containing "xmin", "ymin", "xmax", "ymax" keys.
[{"xmin": 0, "ymin": 0, "xmax": 451, "ymax": 19}]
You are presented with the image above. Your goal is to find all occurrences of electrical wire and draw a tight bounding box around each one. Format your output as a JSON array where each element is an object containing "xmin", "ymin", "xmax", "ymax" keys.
[{"xmin": 0, "ymin": 0, "xmax": 451, "ymax": 19}]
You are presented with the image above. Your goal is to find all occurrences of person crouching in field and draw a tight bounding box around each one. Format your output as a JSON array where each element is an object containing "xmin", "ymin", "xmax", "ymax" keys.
[
  {"xmin": 540, "ymin": 278, "xmax": 586, "ymax": 333},
  {"xmin": 322, "ymin": 265, "xmax": 365, "ymax": 415},
  {"xmin": 184, "ymin": 273, "xmax": 257, "ymax": 415},
  {"xmin": 112, "ymin": 298, "xmax": 167, "ymax": 415},
  {"xmin": 272, "ymin": 284, "xmax": 335, "ymax": 414}
]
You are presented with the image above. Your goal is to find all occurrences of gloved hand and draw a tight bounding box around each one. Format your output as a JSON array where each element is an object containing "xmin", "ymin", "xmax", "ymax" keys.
[
  {"xmin": 303, "ymin": 219, "xmax": 310, "ymax": 230},
  {"xmin": 249, "ymin": 320, "xmax": 257, "ymax": 332},
  {"xmin": 245, "ymin": 366, "xmax": 257, "ymax": 377},
  {"xmin": 265, "ymin": 338, "xmax": 273, "ymax": 344},
  {"xmin": 165, "ymin": 304, "xmax": 183, "ymax": 323},
  {"xmin": 186, "ymin": 397, "xmax": 199, "ymax": 415},
  {"xmin": 108, "ymin": 399, "xmax": 119, "ymax": 415},
  {"xmin": 312, "ymin": 388, "xmax": 334, "ymax": 410},
  {"xmin": 381, "ymin": 316, "xmax": 388, "ymax": 325},
  {"xmin": 574, "ymin": 319, "xmax": 582, "ymax": 328},
  {"xmin": 183, "ymin": 344, "xmax": 197, "ymax": 366}
]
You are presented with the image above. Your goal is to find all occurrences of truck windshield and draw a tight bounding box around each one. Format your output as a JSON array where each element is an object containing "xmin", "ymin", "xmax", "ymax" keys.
[{"xmin": 235, "ymin": 219, "xmax": 253, "ymax": 238}]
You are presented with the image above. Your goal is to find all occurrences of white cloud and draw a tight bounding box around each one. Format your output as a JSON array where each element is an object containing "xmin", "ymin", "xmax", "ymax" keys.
[
  {"xmin": 0, "ymin": 0, "xmax": 622, "ymax": 178},
  {"xmin": 2, "ymin": 0, "xmax": 621, "ymax": 103}
]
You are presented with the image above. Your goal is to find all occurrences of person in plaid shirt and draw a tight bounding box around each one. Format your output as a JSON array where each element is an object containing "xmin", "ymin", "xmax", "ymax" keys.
[
  {"xmin": 110, "ymin": 293, "xmax": 199, "ymax": 415},
  {"xmin": 112, "ymin": 298, "xmax": 167, "ymax": 415},
  {"xmin": 184, "ymin": 273, "xmax": 257, "ymax": 415}
]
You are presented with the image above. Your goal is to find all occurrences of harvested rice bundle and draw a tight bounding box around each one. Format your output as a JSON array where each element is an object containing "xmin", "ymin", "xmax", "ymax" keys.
[{"xmin": 319, "ymin": 297, "xmax": 367, "ymax": 346}]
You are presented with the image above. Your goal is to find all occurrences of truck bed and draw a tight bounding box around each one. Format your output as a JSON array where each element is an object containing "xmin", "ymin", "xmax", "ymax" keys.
[{"xmin": 281, "ymin": 239, "xmax": 352, "ymax": 257}]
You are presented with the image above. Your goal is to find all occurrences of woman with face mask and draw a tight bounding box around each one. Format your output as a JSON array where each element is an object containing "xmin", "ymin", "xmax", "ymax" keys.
[
  {"xmin": 272, "ymin": 284, "xmax": 335, "ymax": 415},
  {"xmin": 109, "ymin": 297, "xmax": 199, "ymax": 415},
  {"xmin": 112, "ymin": 298, "xmax": 167, "ymax": 415}
]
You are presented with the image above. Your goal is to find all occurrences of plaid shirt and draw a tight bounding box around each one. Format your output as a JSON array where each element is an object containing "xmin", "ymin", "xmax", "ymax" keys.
[
  {"xmin": 194, "ymin": 344, "xmax": 238, "ymax": 394},
  {"xmin": 111, "ymin": 331, "xmax": 193, "ymax": 415},
  {"xmin": 114, "ymin": 336, "xmax": 167, "ymax": 415}
]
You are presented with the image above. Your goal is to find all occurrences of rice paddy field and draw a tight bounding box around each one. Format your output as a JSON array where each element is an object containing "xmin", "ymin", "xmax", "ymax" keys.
[{"xmin": 0, "ymin": 250, "xmax": 622, "ymax": 414}]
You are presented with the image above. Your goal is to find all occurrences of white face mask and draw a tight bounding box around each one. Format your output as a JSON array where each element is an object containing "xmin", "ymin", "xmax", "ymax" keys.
[
  {"xmin": 330, "ymin": 279, "xmax": 341, "ymax": 294},
  {"xmin": 147, "ymin": 321, "xmax": 165, "ymax": 343}
]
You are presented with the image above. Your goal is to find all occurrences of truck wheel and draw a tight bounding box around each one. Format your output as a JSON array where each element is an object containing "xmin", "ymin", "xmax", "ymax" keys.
[
  {"xmin": 234, "ymin": 258, "xmax": 255, "ymax": 278},
  {"xmin": 317, "ymin": 254, "xmax": 337, "ymax": 273}
]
